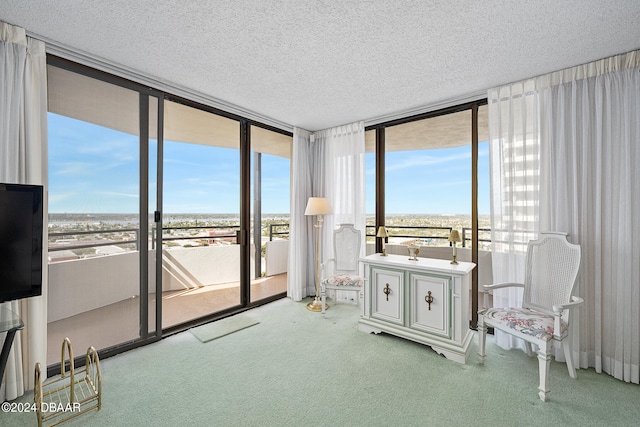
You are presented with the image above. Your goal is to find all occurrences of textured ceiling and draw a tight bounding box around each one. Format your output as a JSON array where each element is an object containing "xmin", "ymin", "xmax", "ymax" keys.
[{"xmin": 1, "ymin": 0, "xmax": 639, "ymax": 131}]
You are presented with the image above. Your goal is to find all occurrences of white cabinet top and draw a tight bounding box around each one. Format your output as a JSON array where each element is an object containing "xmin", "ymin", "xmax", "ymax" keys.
[{"xmin": 361, "ymin": 253, "xmax": 476, "ymax": 275}]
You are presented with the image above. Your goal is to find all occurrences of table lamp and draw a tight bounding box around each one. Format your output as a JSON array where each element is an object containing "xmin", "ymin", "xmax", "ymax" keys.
[{"xmin": 448, "ymin": 229, "xmax": 462, "ymax": 264}]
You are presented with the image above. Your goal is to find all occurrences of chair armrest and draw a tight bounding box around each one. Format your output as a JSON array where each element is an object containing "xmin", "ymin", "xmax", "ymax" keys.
[
  {"xmin": 481, "ymin": 282, "xmax": 525, "ymax": 291},
  {"xmin": 481, "ymin": 283, "xmax": 525, "ymax": 309},
  {"xmin": 552, "ymin": 296, "xmax": 584, "ymax": 314},
  {"xmin": 552, "ymin": 296, "xmax": 583, "ymax": 338},
  {"xmin": 321, "ymin": 259, "xmax": 336, "ymax": 279}
]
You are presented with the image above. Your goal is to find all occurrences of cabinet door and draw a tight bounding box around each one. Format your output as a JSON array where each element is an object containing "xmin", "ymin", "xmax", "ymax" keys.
[
  {"xmin": 409, "ymin": 272, "xmax": 451, "ymax": 338},
  {"xmin": 370, "ymin": 266, "xmax": 404, "ymax": 325}
]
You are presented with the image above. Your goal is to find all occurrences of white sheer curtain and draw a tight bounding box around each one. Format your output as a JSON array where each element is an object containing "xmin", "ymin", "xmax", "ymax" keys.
[
  {"xmin": 0, "ymin": 21, "xmax": 48, "ymax": 401},
  {"xmin": 287, "ymin": 122, "xmax": 366, "ymax": 300},
  {"xmin": 314, "ymin": 121, "xmax": 366, "ymax": 266},
  {"xmin": 488, "ymin": 78, "xmax": 541, "ymax": 350},
  {"xmin": 287, "ymin": 128, "xmax": 315, "ymax": 300},
  {"xmin": 489, "ymin": 49, "xmax": 640, "ymax": 383}
]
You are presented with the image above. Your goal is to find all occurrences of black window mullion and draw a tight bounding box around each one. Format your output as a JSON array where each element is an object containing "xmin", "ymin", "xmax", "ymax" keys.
[{"xmin": 240, "ymin": 121, "xmax": 251, "ymax": 307}]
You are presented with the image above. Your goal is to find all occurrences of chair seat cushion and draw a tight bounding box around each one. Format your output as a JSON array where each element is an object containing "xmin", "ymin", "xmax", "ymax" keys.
[
  {"xmin": 483, "ymin": 307, "xmax": 567, "ymax": 342},
  {"xmin": 322, "ymin": 274, "xmax": 363, "ymax": 288}
]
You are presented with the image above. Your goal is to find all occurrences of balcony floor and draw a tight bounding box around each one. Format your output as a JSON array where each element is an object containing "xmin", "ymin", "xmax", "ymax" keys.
[{"xmin": 47, "ymin": 273, "xmax": 287, "ymax": 365}]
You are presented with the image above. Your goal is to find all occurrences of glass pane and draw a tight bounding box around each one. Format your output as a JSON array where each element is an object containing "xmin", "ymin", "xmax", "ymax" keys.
[
  {"xmin": 162, "ymin": 101, "xmax": 241, "ymax": 328},
  {"xmin": 365, "ymin": 129, "xmax": 376, "ymax": 251},
  {"xmin": 47, "ymin": 65, "xmax": 141, "ymax": 364},
  {"xmin": 477, "ymin": 104, "xmax": 492, "ymax": 307},
  {"xmin": 249, "ymin": 127, "xmax": 291, "ymax": 303},
  {"xmin": 384, "ymin": 111, "xmax": 472, "ymax": 258},
  {"xmin": 147, "ymin": 96, "xmax": 159, "ymax": 336}
]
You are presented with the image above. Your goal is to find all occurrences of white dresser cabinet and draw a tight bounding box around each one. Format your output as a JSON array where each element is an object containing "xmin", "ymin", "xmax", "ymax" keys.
[{"xmin": 359, "ymin": 253, "xmax": 475, "ymax": 364}]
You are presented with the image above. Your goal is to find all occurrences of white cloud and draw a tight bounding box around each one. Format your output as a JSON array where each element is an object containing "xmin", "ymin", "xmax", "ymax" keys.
[
  {"xmin": 386, "ymin": 151, "xmax": 471, "ymax": 172},
  {"xmin": 100, "ymin": 191, "xmax": 139, "ymax": 199}
]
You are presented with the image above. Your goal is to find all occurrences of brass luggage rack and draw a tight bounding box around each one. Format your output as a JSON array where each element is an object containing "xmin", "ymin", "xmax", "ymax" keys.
[{"xmin": 34, "ymin": 337, "xmax": 101, "ymax": 427}]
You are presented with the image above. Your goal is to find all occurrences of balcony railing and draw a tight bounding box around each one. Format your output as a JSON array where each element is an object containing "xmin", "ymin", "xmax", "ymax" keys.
[
  {"xmin": 365, "ymin": 225, "xmax": 492, "ymax": 248},
  {"xmin": 268, "ymin": 223, "xmax": 290, "ymax": 241},
  {"xmin": 160, "ymin": 225, "xmax": 240, "ymax": 249},
  {"xmin": 48, "ymin": 228, "xmax": 140, "ymax": 252},
  {"xmin": 49, "ymin": 224, "xmax": 490, "ymax": 256},
  {"xmin": 48, "ymin": 223, "xmax": 292, "ymax": 255}
]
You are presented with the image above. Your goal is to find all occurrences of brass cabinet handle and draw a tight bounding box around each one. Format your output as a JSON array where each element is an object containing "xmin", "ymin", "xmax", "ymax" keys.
[
  {"xmin": 383, "ymin": 283, "xmax": 391, "ymax": 301},
  {"xmin": 425, "ymin": 291, "xmax": 434, "ymax": 310}
]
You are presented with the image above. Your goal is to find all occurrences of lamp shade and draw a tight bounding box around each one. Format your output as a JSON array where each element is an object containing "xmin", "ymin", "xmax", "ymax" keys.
[
  {"xmin": 448, "ymin": 229, "xmax": 462, "ymax": 243},
  {"xmin": 305, "ymin": 197, "xmax": 333, "ymax": 216},
  {"xmin": 376, "ymin": 226, "xmax": 389, "ymax": 238}
]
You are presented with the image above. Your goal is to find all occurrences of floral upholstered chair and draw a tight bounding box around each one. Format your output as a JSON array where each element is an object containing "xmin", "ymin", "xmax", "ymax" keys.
[
  {"xmin": 477, "ymin": 232, "xmax": 583, "ymax": 401},
  {"xmin": 320, "ymin": 224, "xmax": 364, "ymax": 315}
]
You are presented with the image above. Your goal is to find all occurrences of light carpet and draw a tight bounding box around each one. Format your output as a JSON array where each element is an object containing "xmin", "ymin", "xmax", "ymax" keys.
[
  {"xmin": 2, "ymin": 298, "xmax": 639, "ymax": 427},
  {"xmin": 189, "ymin": 314, "xmax": 258, "ymax": 343}
]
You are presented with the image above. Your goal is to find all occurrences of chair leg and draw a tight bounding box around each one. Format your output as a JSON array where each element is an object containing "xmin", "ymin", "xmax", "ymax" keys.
[
  {"xmin": 562, "ymin": 338, "xmax": 577, "ymax": 379},
  {"xmin": 477, "ymin": 315, "xmax": 486, "ymax": 363},
  {"xmin": 321, "ymin": 284, "xmax": 326, "ymax": 315},
  {"xmin": 537, "ymin": 348, "xmax": 551, "ymax": 401},
  {"xmin": 524, "ymin": 342, "xmax": 533, "ymax": 357}
]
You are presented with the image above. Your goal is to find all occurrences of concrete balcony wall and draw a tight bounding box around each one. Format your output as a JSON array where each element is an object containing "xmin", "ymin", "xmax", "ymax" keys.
[
  {"xmin": 48, "ymin": 251, "xmax": 151, "ymax": 323},
  {"xmin": 265, "ymin": 240, "xmax": 288, "ymax": 276},
  {"xmin": 48, "ymin": 245, "xmax": 257, "ymax": 323},
  {"xmin": 161, "ymin": 245, "xmax": 254, "ymax": 290}
]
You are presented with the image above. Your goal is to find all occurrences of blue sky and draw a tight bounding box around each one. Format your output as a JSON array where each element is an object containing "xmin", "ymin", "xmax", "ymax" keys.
[
  {"xmin": 48, "ymin": 113, "xmax": 490, "ymax": 215},
  {"xmin": 373, "ymin": 144, "xmax": 490, "ymax": 215}
]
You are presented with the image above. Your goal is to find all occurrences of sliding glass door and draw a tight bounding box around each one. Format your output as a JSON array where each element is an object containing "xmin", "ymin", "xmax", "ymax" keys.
[
  {"xmin": 46, "ymin": 62, "xmax": 160, "ymax": 365},
  {"xmin": 249, "ymin": 126, "xmax": 292, "ymax": 303},
  {"xmin": 161, "ymin": 100, "xmax": 242, "ymax": 328}
]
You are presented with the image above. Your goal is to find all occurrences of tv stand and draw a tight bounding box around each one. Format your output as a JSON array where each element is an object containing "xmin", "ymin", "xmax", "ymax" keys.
[{"xmin": 0, "ymin": 306, "xmax": 24, "ymax": 382}]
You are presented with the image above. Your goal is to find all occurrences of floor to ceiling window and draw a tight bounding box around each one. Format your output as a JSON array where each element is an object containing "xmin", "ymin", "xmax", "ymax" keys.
[
  {"xmin": 384, "ymin": 110, "xmax": 473, "ymax": 250},
  {"xmin": 365, "ymin": 101, "xmax": 489, "ymax": 326},
  {"xmin": 46, "ymin": 61, "xmax": 159, "ymax": 366},
  {"xmin": 249, "ymin": 126, "xmax": 292, "ymax": 303},
  {"xmin": 161, "ymin": 100, "xmax": 242, "ymax": 328},
  {"xmin": 45, "ymin": 57, "xmax": 292, "ymax": 369}
]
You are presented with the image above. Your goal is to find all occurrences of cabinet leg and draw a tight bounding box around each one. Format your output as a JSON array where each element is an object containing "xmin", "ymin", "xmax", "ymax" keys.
[{"xmin": 358, "ymin": 323, "xmax": 382, "ymax": 335}]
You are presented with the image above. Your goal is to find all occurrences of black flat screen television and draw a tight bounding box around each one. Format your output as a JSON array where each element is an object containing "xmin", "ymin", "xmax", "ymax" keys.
[{"xmin": 0, "ymin": 183, "xmax": 44, "ymax": 303}]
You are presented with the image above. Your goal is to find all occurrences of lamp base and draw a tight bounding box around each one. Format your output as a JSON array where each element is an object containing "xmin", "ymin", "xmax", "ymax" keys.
[
  {"xmin": 306, "ymin": 298, "xmax": 328, "ymax": 312},
  {"xmin": 450, "ymin": 255, "xmax": 459, "ymax": 265}
]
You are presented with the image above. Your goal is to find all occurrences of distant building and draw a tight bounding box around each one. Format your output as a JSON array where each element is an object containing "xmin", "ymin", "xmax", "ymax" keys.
[{"xmin": 48, "ymin": 250, "xmax": 79, "ymax": 263}]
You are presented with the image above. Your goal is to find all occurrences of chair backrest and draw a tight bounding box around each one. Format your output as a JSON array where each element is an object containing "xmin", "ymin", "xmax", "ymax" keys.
[
  {"xmin": 333, "ymin": 224, "xmax": 361, "ymax": 274},
  {"xmin": 522, "ymin": 232, "xmax": 581, "ymax": 316}
]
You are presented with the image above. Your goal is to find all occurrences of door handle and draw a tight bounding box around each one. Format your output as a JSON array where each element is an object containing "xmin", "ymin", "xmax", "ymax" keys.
[
  {"xmin": 425, "ymin": 291, "xmax": 434, "ymax": 310},
  {"xmin": 383, "ymin": 283, "xmax": 391, "ymax": 301}
]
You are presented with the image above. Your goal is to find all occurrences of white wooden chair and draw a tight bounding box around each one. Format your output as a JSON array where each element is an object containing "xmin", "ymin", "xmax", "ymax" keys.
[
  {"xmin": 478, "ymin": 232, "xmax": 583, "ymax": 401},
  {"xmin": 320, "ymin": 224, "xmax": 364, "ymax": 315}
]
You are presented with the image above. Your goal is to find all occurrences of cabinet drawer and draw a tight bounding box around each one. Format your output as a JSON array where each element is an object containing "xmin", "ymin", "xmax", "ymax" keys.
[
  {"xmin": 370, "ymin": 266, "xmax": 404, "ymax": 325},
  {"xmin": 409, "ymin": 272, "xmax": 451, "ymax": 338}
]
